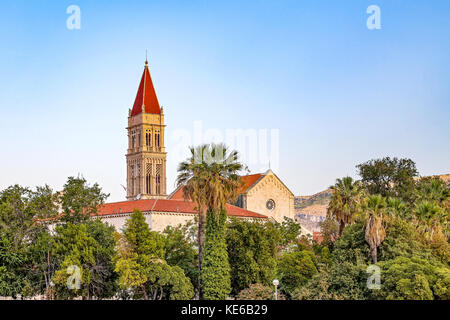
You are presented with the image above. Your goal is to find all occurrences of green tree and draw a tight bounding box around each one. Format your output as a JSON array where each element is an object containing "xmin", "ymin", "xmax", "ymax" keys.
[
  {"xmin": 115, "ymin": 209, "xmax": 164, "ymax": 299},
  {"xmin": 237, "ymin": 283, "xmax": 284, "ymax": 300},
  {"xmin": 0, "ymin": 185, "xmax": 57, "ymax": 250},
  {"xmin": 201, "ymin": 209, "xmax": 231, "ymax": 300},
  {"xmin": 50, "ymin": 220, "xmax": 118, "ymax": 300},
  {"xmin": 320, "ymin": 246, "xmax": 331, "ymax": 265},
  {"xmin": 0, "ymin": 237, "xmax": 26, "ymax": 298},
  {"xmin": 145, "ymin": 262, "xmax": 195, "ymax": 300},
  {"xmin": 414, "ymin": 201, "xmax": 446, "ymax": 240},
  {"xmin": 26, "ymin": 229, "xmax": 57, "ymax": 299},
  {"xmin": 327, "ymin": 176, "xmax": 363, "ymax": 236},
  {"xmin": 375, "ymin": 256, "xmax": 450, "ymax": 300},
  {"xmin": 226, "ymin": 219, "xmax": 278, "ymax": 295},
  {"xmin": 378, "ymin": 216, "xmax": 424, "ymax": 262},
  {"xmin": 331, "ymin": 221, "xmax": 371, "ymax": 265},
  {"xmin": 386, "ymin": 197, "xmax": 409, "ymax": 219},
  {"xmin": 0, "ymin": 184, "xmax": 58, "ymax": 298},
  {"xmin": 277, "ymin": 250, "xmax": 318, "ymax": 298},
  {"xmin": 293, "ymin": 269, "xmax": 342, "ymax": 300},
  {"xmin": 292, "ymin": 162, "xmax": 450, "ymax": 300},
  {"xmin": 84, "ymin": 219, "xmax": 118, "ymax": 299},
  {"xmin": 123, "ymin": 210, "xmax": 164, "ymax": 258},
  {"xmin": 115, "ymin": 210, "xmax": 193, "ymax": 300},
  {"xmin": 415, "ymin": 177, "xmax": 449, "ymax": 205},
  {"xmin": 356, "ymin": 157, "xmax": 418, "ymax": 202},
  {"xmin": 323, "ymin": 222, "xmax": 372, "ymax": 300},
  {"xmin": 177, "ymin": 143, "xmax": 243, "ymax": 299},
  {"xmin": 363, "ymin": 195, "xmax": 387, "ymax": 264},
  {"xmin": 59, "ymin": 176, "xmax": 109, "ymax": 223},
  {"xmin": 162, "ymin": 222, "xmax": 198, "ymax": 292},
  {"xmin": 273, "ymin": 217, "xmax": 302, "ymax": 250},
  {"xmin": 51, "ymin": 223, "xmax": 97, "ymax": 299}
]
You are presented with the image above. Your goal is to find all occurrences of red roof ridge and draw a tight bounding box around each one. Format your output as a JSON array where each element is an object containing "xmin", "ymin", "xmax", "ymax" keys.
[
  {"xmin": 169, "ymin": 174, "xmax": 267, "ymax": 200},
  {"xmin": 238, "ymin": 173, "xmax": 264, "ymax": 194},
  {"xmin": 130, "ymin": 61, "xmax": 161, "ymax": 116},
  {"xmin": 168, "ymin": 185, "xmax": 184, "ymax": 200},
  {"xmin": 97, "ymin": 198, "xmax": 266, "ymax": 219},
  {"xmin": 243, "ymin": 173, "xmax": 263, "ymax": 177}
]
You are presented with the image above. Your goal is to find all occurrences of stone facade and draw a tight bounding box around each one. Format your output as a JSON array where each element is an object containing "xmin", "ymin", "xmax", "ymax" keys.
[
  {"xmin": 98, "ymin": 211, "xmax": 192, "ymax": 232},
  {"xmin": 239, "ymin": 170, "xmax": 295, "ymax": 223},
  {"xmin": 95, "ymin": 198, "xmax": 267, "ymax": 233},
  {"xmin": 126, "ymin": 111, "xmax": 167, "ymax": 200},
  {"xmin": 97, "ymin": 211, "xmax": 264, "ymax": 233}
]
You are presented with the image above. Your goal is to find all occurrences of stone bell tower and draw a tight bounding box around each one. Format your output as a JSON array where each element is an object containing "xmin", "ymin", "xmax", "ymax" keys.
[{"xmin": 126, "ymin": 59, "xmax": 167, "ymax": 200}]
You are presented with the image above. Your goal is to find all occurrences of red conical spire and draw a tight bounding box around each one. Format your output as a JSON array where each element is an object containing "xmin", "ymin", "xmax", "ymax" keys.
[{"xmin": 130, "ymin": 60, "xmax": 161, "ymax": 116}]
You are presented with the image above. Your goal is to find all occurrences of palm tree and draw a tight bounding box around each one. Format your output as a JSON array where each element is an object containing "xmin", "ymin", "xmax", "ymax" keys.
[
  {"xmin": 364, "ymin": 195, "xmax": 387, "ymax": 264},
  {"xmin": 327, "ymin": 176, "xmax": 363, "ymax": 236},
  {"xmin": 414, "ymin": 201, "xmax": 445, "ymax": 240},
  {"xmin": 386, "ymin": 197, "xmax": 409, "ymax": 219},
  {"xmin": 416, "ymin": 178, "xmax": 449, "ymax": 204},
  {"xmin": 176, "ymin": 143, "xmax": 244, "ymax": 298}
]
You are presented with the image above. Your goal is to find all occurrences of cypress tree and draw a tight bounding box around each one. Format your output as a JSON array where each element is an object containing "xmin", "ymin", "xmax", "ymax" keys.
[{"xmin": 201, "ymin": 209, "xmax": 231, "ymax": 300}]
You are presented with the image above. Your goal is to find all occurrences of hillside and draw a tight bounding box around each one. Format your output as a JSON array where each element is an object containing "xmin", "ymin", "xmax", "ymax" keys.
[
  {"xmin": 294, "ymin": 189, "xmax": 331, "ymax": 232},
  {"xmin": 295, "ymin": 189, "xmax": 332, "ymax": 213},
  {"xmin": 433, "ymin": 174, "xmax": 449, "ymax": 183}
]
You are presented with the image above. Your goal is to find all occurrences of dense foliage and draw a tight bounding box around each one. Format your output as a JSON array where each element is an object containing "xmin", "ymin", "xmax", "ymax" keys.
[
  {"xmin": 297, "ymin": 157, "xmax": 449, "ymax": 300},
  {"xmin": 176, "ymin": 143, "xmax": 245, "ymax": 299},
  {"xmin": 0, "ymin": 178, "xmax": 195, "ymax": 300},
  {"xmin": 162, "ymin": 221, "xmax": 198, "ymax": 292},
  {"xmin": 237, "ymin": 283, "xmax": 285, "ymax": 300},
  {"xmin": 114, "ymin": 210, "xmax": 194, "ymax": 300},
  {"xmin": 226, "ymin": 218, "xmax": 278, "ymax": 295},
  {"xmin": 0, "ymin": 156, "xmax": 448, "ymax": 300},
  {"xmin": 357, "ymin": 157, "xmax": 418, "ymax": 202},
  {"xmin": 201, "ymin": 209, "xmax": 231, "ymax": 300}
]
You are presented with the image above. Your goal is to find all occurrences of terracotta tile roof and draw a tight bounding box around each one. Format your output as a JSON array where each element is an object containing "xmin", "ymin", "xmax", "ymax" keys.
[
  {"xmin": 130, "ymin": 61, "xmax": 161, "ymax": 116},
  {"xmin": 313, "ymin": 232, "xmax": 323, "ymax": 244},
  {"xmin": 168, "ymin": 185, "xmax": 184, "ymax": 200},
  {"xmin": 97, "ymin": 199, "xmax": 267, "ymax": 219},
  {"xmin": 168, "ymin": 173, "xmax": 264, "ymax": 201},
  {"xmin": 238, "ymin": 173, "xmax": 263, "ymax": 194}
]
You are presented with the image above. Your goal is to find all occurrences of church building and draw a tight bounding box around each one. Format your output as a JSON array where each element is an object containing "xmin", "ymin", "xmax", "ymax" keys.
[
  {"xmin": 97, "ymin": 60, "xmax": 296, "ymax": 231},
  {"xmin": 169, "ymin": 170, "xmax": 295, "ymax": 223}
]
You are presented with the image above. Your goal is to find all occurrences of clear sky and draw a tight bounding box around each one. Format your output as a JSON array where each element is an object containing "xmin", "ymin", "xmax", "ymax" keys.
[{"xmin": 0, "ymin": 0, "xmax": 449, "ymax": 202}]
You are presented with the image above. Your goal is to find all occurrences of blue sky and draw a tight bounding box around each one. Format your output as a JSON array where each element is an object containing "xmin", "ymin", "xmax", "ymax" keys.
[{"xmin": 0, "ymin": 0, "xmax": 449, "ymax": 201}]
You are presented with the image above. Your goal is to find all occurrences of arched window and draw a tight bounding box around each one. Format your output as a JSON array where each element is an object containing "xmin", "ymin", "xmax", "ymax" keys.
[
  {"xmin": 155, "ymin": 131, "xmax": 160, "ymax": 148},
  {"xmin": 156, "ymin": 164, "xmax": 161, "ymax": 194},
  {"xmin": 137, "ymin": 164, "xmax": 141, "ymax": 194},
  {"xmin": 146, "ymin": 130, "xmax": 151, "ymax": 146},
  {"xmin": 146, "ymin": 163, "xmax": 152, "ymax": 194},
  {"xmin": 130, "ymin": 165, "xmax": 135, "ymax": 195}
]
